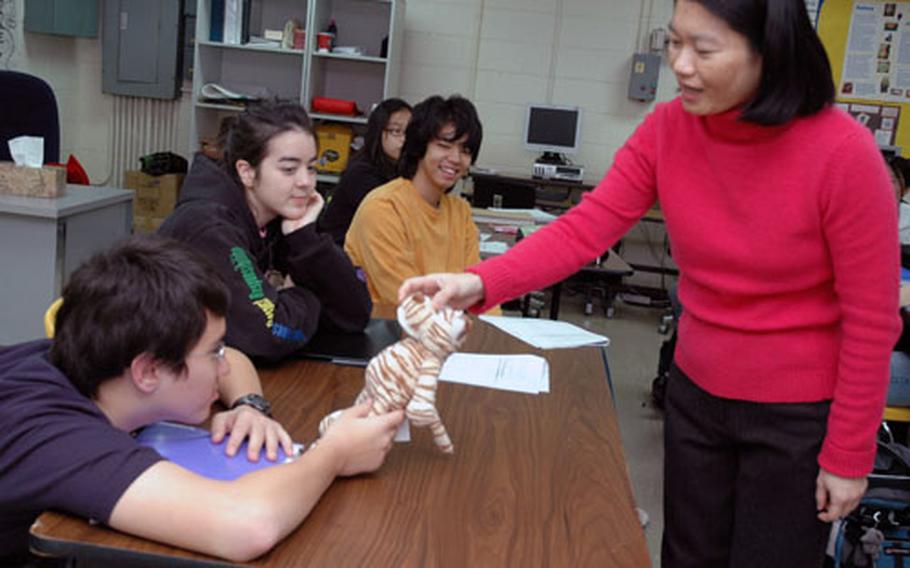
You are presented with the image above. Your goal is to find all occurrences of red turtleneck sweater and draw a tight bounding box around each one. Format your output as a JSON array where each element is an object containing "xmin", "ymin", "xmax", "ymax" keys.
[{"xmin": 472, "ymin": 99, "xmax": 901, "ymax": 477}]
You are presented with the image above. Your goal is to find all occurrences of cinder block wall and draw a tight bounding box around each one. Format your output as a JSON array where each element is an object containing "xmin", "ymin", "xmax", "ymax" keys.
[{"xmin": 398, "ymin": 0, "xmax": 677, "ymax": 178}]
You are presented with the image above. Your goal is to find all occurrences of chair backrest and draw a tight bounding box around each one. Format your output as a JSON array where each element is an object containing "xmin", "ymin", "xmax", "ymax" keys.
[{"xmin": 0, "ymin": 71, "xmax": 60, "ymax": 164}]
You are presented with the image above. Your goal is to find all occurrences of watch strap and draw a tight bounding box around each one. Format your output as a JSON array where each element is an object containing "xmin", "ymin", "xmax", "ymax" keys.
[{"xmin": 230, "ymin": 393, "xmax": 273, "ymax": 417}]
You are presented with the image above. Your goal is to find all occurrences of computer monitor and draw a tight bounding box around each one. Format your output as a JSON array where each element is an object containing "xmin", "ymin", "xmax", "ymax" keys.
[{"xmin": 523, "ymin": 104, "xmax": 582, "ymax": 159}]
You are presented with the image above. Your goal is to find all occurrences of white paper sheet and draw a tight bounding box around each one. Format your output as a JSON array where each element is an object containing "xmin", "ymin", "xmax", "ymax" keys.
[
  {"xmin": 479, "ymin": 241, "xmax": 509, "ymax": 255},
  {"xmin": 479, "ymin": 315, "xmax": 610, "ymax": 350},
  {"xmin": 439, "ymin": 353, "xmax": 549, "ymax": 394},
  {"xmin": 394, "ymin": 419, "xmax": 411, "ymax": 442}
]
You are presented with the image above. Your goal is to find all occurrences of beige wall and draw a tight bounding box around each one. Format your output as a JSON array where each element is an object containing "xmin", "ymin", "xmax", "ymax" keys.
[{"xmin": 4, "ymin": 0, "xmax": 677, "ymax": 186}]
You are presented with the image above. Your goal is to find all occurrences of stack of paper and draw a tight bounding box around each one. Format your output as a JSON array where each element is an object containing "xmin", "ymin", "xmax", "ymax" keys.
[
  {"xmin": 439, "ymin": 353, "xmax": 549, "ymax": 394},
  {"xmin": 488, "ymin": 207, "xmax": 558, "ymax": 223},
  {"xmin": 471, "ymin": 208, "xmax": 536, "ymax": 225},
  {"xmin": 479, "ymin": 315, "xmax": 610, "ymax": 349}
]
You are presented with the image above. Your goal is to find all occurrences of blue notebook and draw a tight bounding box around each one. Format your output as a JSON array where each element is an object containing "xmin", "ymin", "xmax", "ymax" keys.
[{"xmin": 136, "ymin": 422, "xmax": 300, "ymax": 481}]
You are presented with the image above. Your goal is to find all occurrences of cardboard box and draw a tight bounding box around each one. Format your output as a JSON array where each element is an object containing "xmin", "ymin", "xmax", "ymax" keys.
[
  {"xmin": 124, "ymin": 170, "xmax": 184, "ymax": 218},
  {"xmin": 315, "ymin": 123, "xmax": 354, "ymax": 174},
  {"xmin": 133, "ymin": 214, "xmax": 166, "ymax": 235},
  {"xmin": 0, "ymin": 162, "xmax": 66, "ymax": 197}
]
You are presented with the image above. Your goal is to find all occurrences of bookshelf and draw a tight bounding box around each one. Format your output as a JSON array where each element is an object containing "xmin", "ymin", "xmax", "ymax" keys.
[{"xmin": 190, "ymin": 0, "xmax": 405, "ymax": 155}]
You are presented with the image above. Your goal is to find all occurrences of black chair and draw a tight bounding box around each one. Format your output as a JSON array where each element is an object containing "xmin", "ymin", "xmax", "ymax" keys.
[{"xmin": 0, "ymin": 71, "xmax": 60, "ymax": 164}]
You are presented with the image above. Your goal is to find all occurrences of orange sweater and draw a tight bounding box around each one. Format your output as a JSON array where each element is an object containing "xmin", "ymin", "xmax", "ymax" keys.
[{"xmin": 346, "ymin": 177, "xmax": 481, "ymax": 307}]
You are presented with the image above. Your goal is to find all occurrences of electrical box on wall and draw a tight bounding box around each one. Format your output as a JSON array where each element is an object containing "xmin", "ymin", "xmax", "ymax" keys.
[
  {"xmin": 102, "ymin": 0, "xmax": 183, "ymax": 100},
  {"xmin": 628, "ymin": 53, "xmax": 660, "ymax": 102}
]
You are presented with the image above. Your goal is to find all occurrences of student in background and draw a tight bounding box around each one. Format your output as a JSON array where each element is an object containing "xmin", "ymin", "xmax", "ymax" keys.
[
  {"xmin": 402, "ymin": 1, "xmax": 900, "ymax": 565},
  {"xmin": 888, "ymin": 155, "xmax": 910, "ymax": 245},
  {"xmin": 158, "ymin": 100, "xmax": 371, "ymax": 363},
  {"xmin": 0, "ymin": 237, "xmax": 402, "ymax": 565},
  {"xmin": 886, "ymin": 155, "xmax": 910, "ymax": 407},
  {"xmin": 344, "ymin": 95, "xmax": 483, "ymax": 307},
  {"xmin": 318, "ymin": 98, "xmax": 412, "ymax": 246}
]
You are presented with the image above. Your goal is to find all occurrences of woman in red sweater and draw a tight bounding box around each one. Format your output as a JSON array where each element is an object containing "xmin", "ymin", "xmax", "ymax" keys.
[{"xmin": 402, "ymin": 1, "xmax": 901, "ymax": 566}]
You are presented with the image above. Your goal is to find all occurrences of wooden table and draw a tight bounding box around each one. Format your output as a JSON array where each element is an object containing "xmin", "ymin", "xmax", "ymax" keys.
[{"xmin": 30, "ymin": 320, "xmax": 649, "ymax": 567}]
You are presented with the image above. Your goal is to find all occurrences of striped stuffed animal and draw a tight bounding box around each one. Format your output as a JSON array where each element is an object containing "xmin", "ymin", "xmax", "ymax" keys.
[{"xmin": 319, "ymin": 293, "xmax": 471, "ymax": 453}]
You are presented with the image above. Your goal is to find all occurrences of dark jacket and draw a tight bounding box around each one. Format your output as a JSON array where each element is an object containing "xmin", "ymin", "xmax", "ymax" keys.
[
  {"xmin": 317, "ymin": 156, "xmax": 391, "ymax": 246},
  {"xmin": 158, "ymin": 154, "xmax": 371, "ymax": 362}
]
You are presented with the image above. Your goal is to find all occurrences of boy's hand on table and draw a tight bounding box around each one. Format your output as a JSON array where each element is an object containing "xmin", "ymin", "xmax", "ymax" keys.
[{"xmin": 210, "ymin": 406, "xmax": 295, "ymax": 462}]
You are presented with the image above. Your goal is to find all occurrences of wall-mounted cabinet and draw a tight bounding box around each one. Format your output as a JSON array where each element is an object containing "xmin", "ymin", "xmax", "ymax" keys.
[
  {"xmin": 191, "ymin": 0, "xmax": 404, "ymax": 151},
  {"xmin": 25, "ymin": 0, "xmax": 99, "ymax": 38}
]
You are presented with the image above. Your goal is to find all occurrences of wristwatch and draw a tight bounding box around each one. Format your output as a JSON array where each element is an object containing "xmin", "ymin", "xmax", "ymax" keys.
[{"xmin": 230, "ymin": 393, "xmax": 273, "ymax": 417}]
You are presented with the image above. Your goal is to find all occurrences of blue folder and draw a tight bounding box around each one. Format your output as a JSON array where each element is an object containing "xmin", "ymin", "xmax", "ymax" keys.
[{"xmin": 136, "ymin": 422, "xmax": 300, "ymax": 481}]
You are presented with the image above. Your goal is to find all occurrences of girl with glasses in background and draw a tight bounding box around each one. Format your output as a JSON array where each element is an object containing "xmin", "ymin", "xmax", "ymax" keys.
[{"xmin": 318, "ymin": 98, "xmax": 413, "ymax": 246}]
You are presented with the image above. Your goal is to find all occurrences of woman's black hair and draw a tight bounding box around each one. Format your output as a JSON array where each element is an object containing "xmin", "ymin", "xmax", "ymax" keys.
[
  {"xmin": 359, "ymin": 98, "xmax": 412, "ymax": 179},
  {"xmin": 889, "ymin": 155, "xmax": 910, "ymax": 197},
  {"xmin": 399, "ymin": 95, "xmax": 483, "ymax": 180},
  {"xmin": 685, "ymin": 0, "xmax": 835, "ymax": 125},
  {"xmin": 50, "ymin": 236, "xmax": 230, "ymax": 398},
  {"xmin": 222, "ymin": 99, "xmax": 314, "ymax": 183}
]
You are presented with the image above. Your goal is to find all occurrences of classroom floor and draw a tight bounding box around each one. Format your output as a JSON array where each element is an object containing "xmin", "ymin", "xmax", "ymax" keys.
[{"xmin": 554, "ymin": 292, "xmax": 668, "ymax": 567}]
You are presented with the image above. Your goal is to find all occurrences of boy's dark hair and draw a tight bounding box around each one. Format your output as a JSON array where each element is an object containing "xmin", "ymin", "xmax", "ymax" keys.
[
  {"xmin": 223, "ymin": 99, "xmax": 314, "ymax": 183},
  {"xmin": 360, "ymin": 98, "xmax": 412, "ymax": 179},
  {"xmin": 50, "ymin": 236, "xmax": 230, "ymax": 398},
  {"xmin": 688, "ymin": 0, "xmax": 834, "ymax": 125},
  {"xmin": 399, "ymin": 95, "xmax": 483, "ymax": 179}
]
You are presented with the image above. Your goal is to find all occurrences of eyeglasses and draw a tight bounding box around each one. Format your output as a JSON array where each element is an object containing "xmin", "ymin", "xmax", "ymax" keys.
[
  {"xmin": 384, "ymin": 127, "xmax": 406, "ymax": 138},
  {"xmin": 189, "ymin": 342, "xmax": 226, "ymax": 362}
]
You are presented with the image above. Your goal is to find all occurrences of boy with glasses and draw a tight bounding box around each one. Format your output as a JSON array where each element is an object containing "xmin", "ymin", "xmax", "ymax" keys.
[{"xmin": 0, "ymin": 236, "xmax": 402, "ymax": 565}]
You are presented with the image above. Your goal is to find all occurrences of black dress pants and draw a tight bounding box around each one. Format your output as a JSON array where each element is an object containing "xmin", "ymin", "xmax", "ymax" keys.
[{"xmin": 661, "ymin": 365, "xmax": 832, "ymax": 568}]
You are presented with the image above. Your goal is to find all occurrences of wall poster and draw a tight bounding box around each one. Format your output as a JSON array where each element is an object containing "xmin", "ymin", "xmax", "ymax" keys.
[
  {"xmin": 839, "ymin": 1, "xmax": 910, "ymax": 103},
  {"xmin": 835, "ymin": 101, "xmax": 902, "ymax": 146}
]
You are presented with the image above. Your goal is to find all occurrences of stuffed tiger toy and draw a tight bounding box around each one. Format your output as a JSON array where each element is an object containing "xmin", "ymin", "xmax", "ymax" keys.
[{"xmin": 318, "ymin": 292, "xmax": 472, "ymax": 454}]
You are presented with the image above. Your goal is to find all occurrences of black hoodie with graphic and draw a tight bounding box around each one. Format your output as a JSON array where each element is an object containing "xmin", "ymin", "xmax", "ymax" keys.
[{"xmin": 158, "ymin": 154, "xmax": 371, "ymax": 362}]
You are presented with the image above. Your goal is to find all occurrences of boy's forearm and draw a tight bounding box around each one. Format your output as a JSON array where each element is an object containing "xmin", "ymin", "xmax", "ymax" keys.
[
  {"xmin": 110, "ymin": 442, "xmax": 343, "ymax": 562},
  {"xmin": 219, "ymin": 347, "xmax": 262, "ymax": 405},
  {"xmin": 226, "ymin": 441, "xmax": 343, "ymax": 553}
]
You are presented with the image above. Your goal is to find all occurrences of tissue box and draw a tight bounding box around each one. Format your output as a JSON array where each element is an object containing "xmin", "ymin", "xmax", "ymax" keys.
[
  {"xmin": 314, "ymin": 123, "xmax": 354, "ymax": 173},
  {"xmin": 0, "ymin": 162, "xmax": 66, "ymax": 198},
  {"xmin": 124, "ymin": 170, "xmax": 184, "ymax": 218}
]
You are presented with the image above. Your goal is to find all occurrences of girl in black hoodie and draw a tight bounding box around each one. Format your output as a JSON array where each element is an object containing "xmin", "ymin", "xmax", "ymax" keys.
[{"xmin": 159, "ymin": 101, "xmax": 371, "ymax": 362}]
